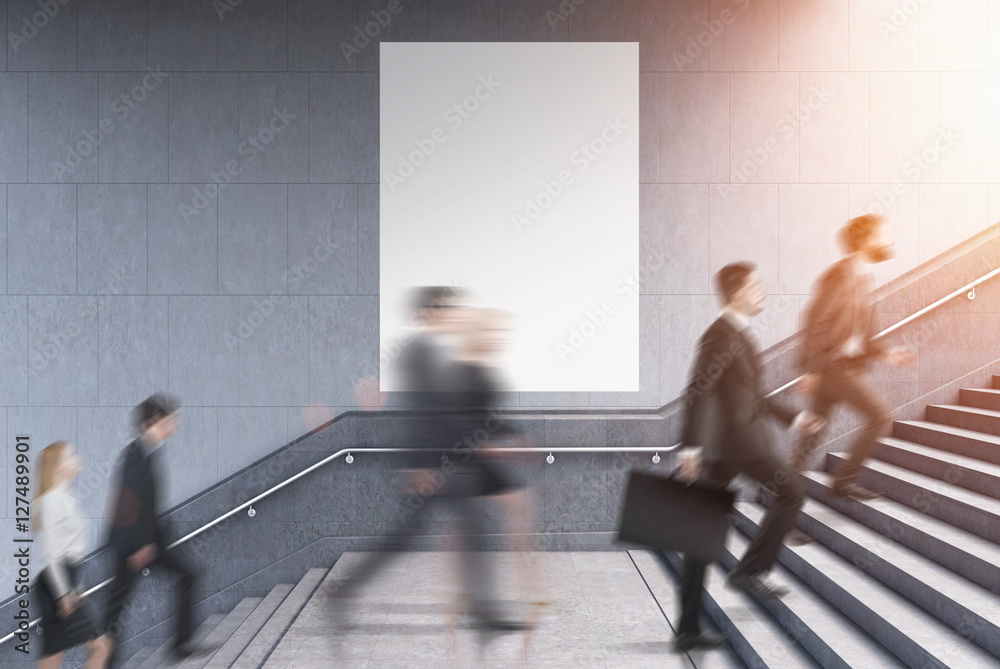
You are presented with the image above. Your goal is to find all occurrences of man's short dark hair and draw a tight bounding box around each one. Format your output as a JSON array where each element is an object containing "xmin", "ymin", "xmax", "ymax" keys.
[
  {"xmin": 714, "ymin": 262, "xmax": 756, "ymax": 304},
  {"xmin": 133, "ymin": 392, "xmax": 180, "ymax": 434},
  {"xmin": 839, "ymin": 213, "xmax": 886, "ymax": 253},
  {"xmin": 410, "ymin": 286, "xmax": 464, "ymax": 314}
]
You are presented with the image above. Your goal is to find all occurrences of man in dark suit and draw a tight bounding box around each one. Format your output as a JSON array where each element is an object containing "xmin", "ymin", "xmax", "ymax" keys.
[
  {"xmin": 795, "ymin": 214, "xmax": 913, "ymax": 499},
  {"xmin": 103, "ymin": 393, "xmax": 206, "ymax": 665},
  {"xmin": 672, "ymin": 262, "xmax": 823, "ymax": 652}
]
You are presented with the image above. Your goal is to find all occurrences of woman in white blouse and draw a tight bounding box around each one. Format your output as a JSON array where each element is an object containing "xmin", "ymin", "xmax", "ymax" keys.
[{"xmin": 34, "ymin": 441, "xmax": 110, "ymax": 669}]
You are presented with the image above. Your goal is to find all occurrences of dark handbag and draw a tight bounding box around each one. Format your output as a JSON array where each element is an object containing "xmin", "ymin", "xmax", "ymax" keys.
[{"xmin": 616, "ymin": 469, "xmax": 735, "ymax": 562}]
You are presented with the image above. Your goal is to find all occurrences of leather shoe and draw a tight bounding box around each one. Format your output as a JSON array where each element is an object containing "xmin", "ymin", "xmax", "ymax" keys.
[
  {"xmin": 726, "ymin": 572, "xmax": 789, "ymax": 599},
  {"xmin": 673, "ymin": 631, "xmax": 726, "ymax": 652},
  {"xmin": 170, "ymin": 640, "xmax": 219, "ymax": 661}
]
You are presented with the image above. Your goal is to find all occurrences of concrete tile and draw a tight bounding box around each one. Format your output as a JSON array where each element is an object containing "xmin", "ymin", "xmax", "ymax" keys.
[
  {"xmin": 428, "ymin": 0, "xmax": 498, "ymax": 41},
  {"xmin": 218, "ymin": 0, "xmax": 287, "ymax": 71},
  {"xmin": 0, "ymin": 73, "xmax": 27, "ymax": 181},
  {"xmin": 287, "ymin": 185, "xmax": 358, "ymax": 293},
  {"xmin": 0, "ymin": 186, "xmax": 5, "ymax": 293},
  {"xmin": 218, "ymin": 184, "xmax": 288, "ymax": 295},
  {"xmin": 658, "ymin": 294, "xmax": 718, "ymax": 404},
  {"xmin": 917, "ymin": 184, "xmax": 990, "ymax": 264},
  {"xmin": 799, "ymin": 72, "xmax": 869, "ymax": 183},
  {"xmin": 309, "ymin": 73, "xmax": 379, "ymax": 184},
  {"xmin": 77, "ymin": 184, "xmax": 147, "ymax": 295},
  {"xmin": 287, "ymin": 0, "xmax": 361, "ymax": 72},
  {"xmin": 168, "ymin": 296, "xmax": 240, "ymax": 406},
  {"xmin": 148, "ymin": 0, "xmax": 218, "ymax": 71},
  {"xmin": 308, "ymin": 296, "xmax": 378, "ymax": 407},
  {"xmin": 357, "ymin": 0, "xmax": 429, "ymax": 72},
  {"xmin": 238, "ymin": 73, "xmax": 308, "ymax": 183},
  {"xmin": 98, "ymin": 296, "xmax": 169, "ymax": 406},
  {"xmin": 168, "ymin": 73, "xmax": 239, "ymax": 185},
  {"xmin": 707, "ymin": 0, "xmax": 778, "ymax": 71},
  {"xmin": 779, "ymin": 0, "xmax": 848, "ymax": 71},
  {"xmin": 78, "ymin": 0, "xmax": 147, "ymax": 71},
  {"xmin": 869, "ymin": 73, "xmax": 940, "ymax": 185},
  {"xmin": 499, "ymin": 0, "xmax": 569, "ymax": 41},
  {"xmin": 848, "ymin": 0, "xmax": 919, "ymax": 71},
  {"xmin": 658, "ymin": 72, "xmax": 728, "ymax": 183},
  {"xmin": 939, "ymin": 73, "xmax": 1000, "ymax": 183},
  {"xmin": 639, "ymin": 72, "xmax": 657, "ymax": 183},
  {"xmin": 28, "ymin": 72, "xmax": 98, "ymax": 183},
  {"xmin": 75, "ymin": 405, "xmax": 135, "ymax": 521},
  {"xmin": 147, "ymin": 184, "xmax": 219, "ymax": 294},
  {"xmin": 217, "ymin": 406, "xmax": 288, "ymax": 474},
  {"xmin": 709, "ymin": 183, "xmax": 779, "ymax": 295},
  {"xmin": 638, "ymin": 0, "xmax": 708, "ymax": 72},
  {"xmin": 27, "ymin": 296, "xmax": 99, "ymax": 406},
  {"xmin": 238, "ymin": 295, "xmax": 309, "ymax": 406},
  {"xmin": 0, "ymin": 297, "xmax": 28, "ymax": 406},
  {"xmin": 0, "ymin": 0, "xmax": 5, "ymax": 71},
  {"xmin": 777, "ymin": 184, "xmax": 849, "ymax": 295},
  {"xmin": 6, "ymin": 0, "xmax": 77, "ymax": 71},
  {"xmin": 919, "ymin": 0, "xmax": 989, "ymax": 71},
  {"xmin": 729, "ymin": 72, "xmax": 799, "ymax": 184},
  {"xmin": 567, "ymin": 0, "xmax": 637, "ymax": 41},
  {"xmin": 358, "ymin": 184, "xmax": 379, "ymax": 295},
  {"xmin": 159, "ymin": 407, "xmax": 218, "ymax": 509},
  {"xmin": 7, "ymin": 184, "xmax": 77, "ymax": 294},
  {"xmin": 98, "ymin": 70, "xmax": 170, "ymax": 183},
  {"xmin": 993, "ymin": 0, "xmax": 1000, "ymax": 71}
]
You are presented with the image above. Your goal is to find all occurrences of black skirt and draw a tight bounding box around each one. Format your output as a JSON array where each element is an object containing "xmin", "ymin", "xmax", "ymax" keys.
[{"xmin": 34, "ymin": 562, "xmax": 99, "ymax": 656}]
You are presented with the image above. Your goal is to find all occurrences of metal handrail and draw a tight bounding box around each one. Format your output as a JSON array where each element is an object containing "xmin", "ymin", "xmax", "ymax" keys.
[{"xmin": 2, "ymin": 264, "xmax": 997, "ymax": 646}]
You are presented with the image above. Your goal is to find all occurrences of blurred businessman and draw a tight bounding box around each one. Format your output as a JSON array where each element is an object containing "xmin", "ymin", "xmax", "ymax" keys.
[
  {"xmin": 794, "ymin": 214, "xmax": 913, "ymax": 499},
  {"xmin": 672, "ymin": 262, "xmax": 823, "ymax": 652}
]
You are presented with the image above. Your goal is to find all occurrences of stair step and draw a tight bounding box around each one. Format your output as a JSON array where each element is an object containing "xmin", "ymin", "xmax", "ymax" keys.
[
  {"xmin": 960, "ymin": 388, "xmax": 1000, "ymax": 411},
  {"xmin": 827, "ymin": 452, "xmax": 1000, "ymax": 543},
  {"xmin": 121, "ymin": 645, "xmax": 156, "ymax": 669},
  {"xmin": 875, "ymin": 436, "xmax": 1000, "ymax": 499},
  {"xmin": 174, "ymin": 597, "xmax": 261, "ymax": 669},
  {"xmin": 892, "ymin": 420, "xmax": 1000, "ymax": 466},
  {"xmin": 136, "ymin": 613, "xmax": 226, "ymax": 669},
  {"xmin": 803, "ymin": 472, "xmax": 1000, "ymax": 594},
  {"xmin": 203, "ymin": 585, "xmax": 294, "ymax": 669},
  {"xmin": 758, "ymin": 497, "xmax": 1000, "ymax": 656},
  {"xmin": 925, "ymin": 405, "xmax": 1000, "ymax": 436},
  {"xmin": 731, "ymin": 504, "xmax": 998, "ymax": 668},
  {"xmin": 722, "ymin": 519, "xmax": 905, "ymax": 668},
  {"xmin": 656, "ymin": 550, "xmax": 817, "ymax": 668},
  {"xmin": 230, "ymin": 567, "xmax": 328, "ymax": 669},
  {"xmin": 627, "ymin": 550, "xmax": 745, "ymax": 669},
  {"xmin": 993, "ymin": 375, "xmax": 1000, "ymax": 390}
]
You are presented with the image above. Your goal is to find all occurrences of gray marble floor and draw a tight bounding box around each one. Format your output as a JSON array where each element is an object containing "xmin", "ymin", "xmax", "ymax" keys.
[{"xmin": 260, "ymin": 551, "xmax": 725, "ymax": 668}]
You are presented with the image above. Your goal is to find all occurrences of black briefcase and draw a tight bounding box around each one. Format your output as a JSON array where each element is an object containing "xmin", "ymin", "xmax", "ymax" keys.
[{"xmin": 617, "ymin": 469, "xmax": 735, "ymax": 562}]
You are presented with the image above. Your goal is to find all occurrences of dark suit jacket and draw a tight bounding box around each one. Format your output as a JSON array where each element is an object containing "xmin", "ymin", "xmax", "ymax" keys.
[
  {"xmin": 107, "ymin": 440, "xmax": 163, "ymax": 556},
  {"xmin": 801, "ymin": 257, "xmax": 887, "ymax": 374},
  {"xmin": 681, "ymin": 316, "xmax": 796, "ymax": 466}
]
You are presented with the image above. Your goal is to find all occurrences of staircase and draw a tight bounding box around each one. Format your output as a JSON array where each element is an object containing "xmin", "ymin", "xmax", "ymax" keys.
[{"xmin": 638, "ymin": 374, "xmax": 1000, "ymax": 668}]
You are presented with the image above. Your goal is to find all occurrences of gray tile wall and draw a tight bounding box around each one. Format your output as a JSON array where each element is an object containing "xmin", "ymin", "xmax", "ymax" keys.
[{"xmin": 0, "ymin": 0, "xmax": 998, "ymax": 569}]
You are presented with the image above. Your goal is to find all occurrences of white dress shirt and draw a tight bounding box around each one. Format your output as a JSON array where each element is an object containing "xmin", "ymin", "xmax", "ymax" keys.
[{"xmin": 38, "ymin": 483, "xmax": 88, "ymax": 598}]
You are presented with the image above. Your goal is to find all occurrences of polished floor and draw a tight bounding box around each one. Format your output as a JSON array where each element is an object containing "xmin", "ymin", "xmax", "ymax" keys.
[{"xmin": 259, "ymin": 550, "xmax": 739, "ymax": 669}]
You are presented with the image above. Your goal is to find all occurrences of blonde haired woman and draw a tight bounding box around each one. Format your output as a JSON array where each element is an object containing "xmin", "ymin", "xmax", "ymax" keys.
[{"xmin": 33, "ymin": 442, "xmax": 110, "ymax": 669}]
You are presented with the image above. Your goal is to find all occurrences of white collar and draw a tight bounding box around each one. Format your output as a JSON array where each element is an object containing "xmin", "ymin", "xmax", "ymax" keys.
[{"xmin": 721, "ymin": 306, "xmax": 749, "ymax": 332}]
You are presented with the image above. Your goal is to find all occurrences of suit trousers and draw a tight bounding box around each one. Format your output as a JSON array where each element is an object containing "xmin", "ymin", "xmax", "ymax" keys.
[
  {"xmin": 676, "ymin": 453, "xmax": 803, "ymax": 636},
  {"xmin": 795, "ymin": 360, "xmax": 891, "ymax": 489},
  {"xmin": 104, "ymin": 545, "xmax": 195, "ymax": 667}
]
